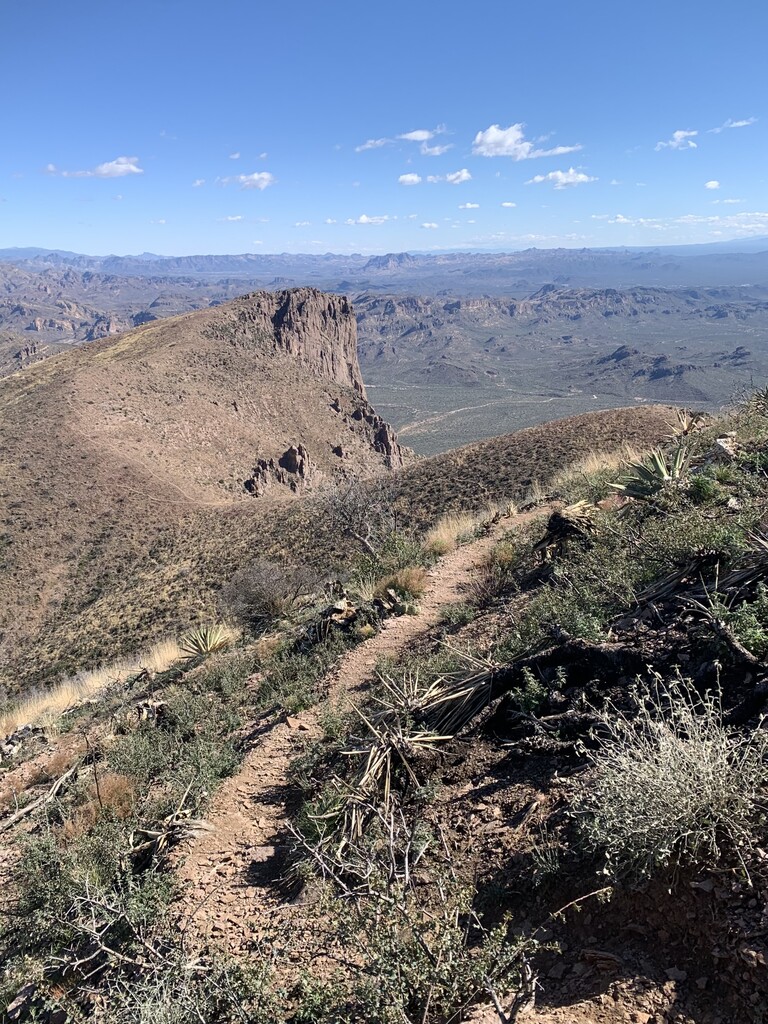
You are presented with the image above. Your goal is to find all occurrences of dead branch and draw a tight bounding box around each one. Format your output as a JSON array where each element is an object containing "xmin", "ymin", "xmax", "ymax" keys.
[{"xmin": 0, "ymin": 762, "xmax": 81, "ymax": 834}]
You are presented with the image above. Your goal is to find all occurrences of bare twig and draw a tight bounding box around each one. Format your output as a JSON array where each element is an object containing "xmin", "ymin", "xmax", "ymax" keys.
[{"xmin": 0, "ymin": 762, "xmax": 81, "ymax": 833}]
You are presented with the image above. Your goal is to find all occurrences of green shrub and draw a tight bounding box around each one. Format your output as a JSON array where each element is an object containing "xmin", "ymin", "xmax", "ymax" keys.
[
  {"xmin": 575, "ymin": 675, "xmax": 768, "ymax": 879},
  {"xmin": 439, "ymin": 602, "xmax": 475, "ymax": 628},
  {"xmin": 356, "ymin": 532, "xmax": 426, "ymax": 580},
  {"xmin": 724, "ymin": 583, "xmax": 768, "ymax": 659},
  {"xmin": 0, "ymin": 818, "xmax": 175, "ymax": 971},
  {"xmin": 687, "ymin": 473, "xmax": 726, "ymax": 506},
  {"xmin": 289, "ymin": 876, "xmax": 535, "ymax": 1024},
  {"xmin": 257, "ymin": 630, "xmax": 352, "ymax": 714}
]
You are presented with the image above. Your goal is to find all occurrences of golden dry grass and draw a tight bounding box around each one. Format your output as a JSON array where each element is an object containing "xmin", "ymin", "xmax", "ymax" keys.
[
  {"xmin": 548, "ymin": 443, "xmax": 646, "ymax": 492},
  {"xmin": 422, "ymin": 511, "xmax": 481, "ymax": 556},
  {"xmin": 62, "ymin": 772, "xmax": 138, "ymax": 840},
  {"xmin": 375, "ymin": 566, "xmax": 430, "ymax": 601},
  {"xmin": 0, "ymin": 638, "xmax": 182, "ymax": 737}
]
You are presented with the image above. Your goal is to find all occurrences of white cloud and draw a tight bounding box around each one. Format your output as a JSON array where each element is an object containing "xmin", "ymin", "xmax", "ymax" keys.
[
  {"xmin": 704, "ymin": 180, "xmax": 720, "ymax": 190},
  {"xmin": 398, "ymin": 173, "xmax": 422, "ymax": 186},
  {"xmin": 325, "ymin": 217, "xmax": 337, "ymax": 224},
  {"xmin": 446, "ymin": 168, "xmax": 471, "ymax": 184},
  {"xmin": 591, "ymin": 209, "xmax": 768, "ymax": 237},
  {"xmin": 472, "ymin": 123, "xmax": 581, "ymax": 160},
  {"xmin": 221, "ymin": 214, "xmax": 244, "ymax": 221},
  {"xmin": 610, "ymin": 179, "xmax": 621, "ymax": 185},
  {"xmin": 47, "ymin": 155, "xmax": 144, "ymax": 179},
  {"xmin": 294, "ymin": 220, "xmax": 311, "ymax": 227},
  {"xmin": 421, "ymin": 222, "xmax": 439, "ymax": 229},
  {"xmin": 259, "ymin": 152, "xmax": 268, "ymax": 160},
  {"xmin": 392, "ymin": 127, "xmax": 452, "ymax": 155},
  {"xmin": 709, "ymin": 117, "xmax": 757, "ymax": 133},
  {"xmin": 192, "ymin": 178, "xmax": 205, "ymax": 187},
  {"xmin": 399, "ymin": 129, "xmax": 433, "ymax": 142},
  {"xmin": 459, "ymin": 202, "xmax": 479, "ymax": 209},
  {"xmin": 252, "ymin": 240, "xmax": 264, "ymax": 245},
  {"xmin": 673, "ymin": 210, "xmax": 768, "ymax": 235},
  {"xmin": 113, "ymin": 194, "xmax": 123, "ymax": 201},
  {"xmin": 345, "ymin": 214, "xmax": 390, "ymax": 225},
  {"xmin": 712, "ymin": 198, "xmax": 744, "ymax": 204},
  {"xmin": 229, "ymin": 152, "xmax": 240, "ymax": 160},
  {"xmin": 223, "ymin": 171, "xmax": 276, "ymax": 190},
  {"xmin": 597, "ymin": 213, "xmax": 665, "ymax": 229},
  {"xmin": 526, "ymin": 167, "xmax": 597, "ymax": 189},
  {"xmin": 501, "ymin": 201, "xmax": 517, "ymax": 208},
  {"xmin": 151, "ymin": 218, "xmax": 166, "ymax": 224},
  {"xmin": 355, "ymin": 138, "xmax": 389, "ymax": 152},
  {"xmin": 426, "ymin": 169, "xmax": 471, "ymax": 185},
  {"xmin": 655, "ymin": 129, "xmax": 698, "ymax": 151}
]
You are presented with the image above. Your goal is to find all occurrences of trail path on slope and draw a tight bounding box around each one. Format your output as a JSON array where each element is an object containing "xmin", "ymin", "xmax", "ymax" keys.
[{"xmin": 175, "ymin": 509, "xmax": 546, "ymax": 953}]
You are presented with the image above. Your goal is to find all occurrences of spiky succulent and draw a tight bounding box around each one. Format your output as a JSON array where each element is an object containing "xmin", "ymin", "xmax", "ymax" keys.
[
  {"xmin": 179, "ymin": 624, "xmax": 232, "ymax": 658},
  {"xmin": 610, "ymin": 445, "xmax": 691, "ymax": 500},
  {"xmin": 673, "ymin": 408, "xmax": 705, "ymax": 437}
]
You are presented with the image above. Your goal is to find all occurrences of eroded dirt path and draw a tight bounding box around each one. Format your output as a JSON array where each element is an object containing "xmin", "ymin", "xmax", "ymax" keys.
[{"xmin": 174, "ymin": 510, "xmax": 545, "ymax": 953}]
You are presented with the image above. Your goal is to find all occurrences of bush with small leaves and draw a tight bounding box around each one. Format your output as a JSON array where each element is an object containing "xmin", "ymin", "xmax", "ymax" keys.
[{"xmin": 575, "ymin": 674, "xmax": 768, "ymax": 879}]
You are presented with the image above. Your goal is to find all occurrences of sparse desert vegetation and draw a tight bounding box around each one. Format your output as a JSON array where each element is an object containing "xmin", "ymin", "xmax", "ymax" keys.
[
  {"xmin": 4, "ymin": 4, "xmax": 768, "ymax": 1020},
  {"xmin": 2, "ymin": 286, "xmax": 768, "ymax": 1024},
  {"xmin": 0, "ymin": 385, "xmax": 765, "ymax": 1024}
]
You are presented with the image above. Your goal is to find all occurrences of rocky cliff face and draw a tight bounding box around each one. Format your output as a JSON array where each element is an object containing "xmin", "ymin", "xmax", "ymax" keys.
[
  {"xmin": 200, "ymin": 288, "xmax": 407, "ymax": 485},
  {"xmin": 207, "ymin": 288, "xmax": 366, "ymax": 395}
]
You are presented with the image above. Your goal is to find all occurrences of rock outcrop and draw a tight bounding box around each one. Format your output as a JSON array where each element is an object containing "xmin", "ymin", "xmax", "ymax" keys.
[
  {"xmin": 207, "ymin": 288, "xmax": 366, "ymax": 395},
  {"xmin": 244, "ymin": 444, "xmax": 320, "ymax": 496}
]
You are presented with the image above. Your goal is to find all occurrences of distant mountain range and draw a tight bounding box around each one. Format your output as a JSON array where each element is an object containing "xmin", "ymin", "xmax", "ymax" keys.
[
  {"xmin": 1, "ymin": 241, "xmax": 766, "ymax": 453},
  {"xmin": 2, "ymin": 239, "xmax": 767, "ymax": 292}
]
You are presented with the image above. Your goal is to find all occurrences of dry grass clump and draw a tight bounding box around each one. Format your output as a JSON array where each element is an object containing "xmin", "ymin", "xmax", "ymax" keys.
[
  {"xmin": 62, "ymin": 772, "xmax": 138, "ymax": 841},
  {"xmin": 0, "ymin": 637, "xmax": 183, "ymax": 738},
  {"xmin": 374, "ymin": 566, "xmax": 430, "ymax": 602},
  {"xmin": 549, "ymin": 443, "xmax": 645, "ymax": 493},
  {"xmin": 422, "ymin": 511, "xmax": 480, "ymax": 556},
  {"xmin": 576, "ymin": 674, "xmax": 768, "ymax": 878}
]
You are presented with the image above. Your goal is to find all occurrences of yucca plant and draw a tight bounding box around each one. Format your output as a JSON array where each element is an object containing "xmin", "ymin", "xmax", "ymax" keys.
[
  {"xmin": 672, "ymin": 408, "xmax": 705, "ymax": 437},
  {"xmin": 610, "ymin": 444, "xmax": 691, "ymax": 500},
  {"xmin": 179, "ymin": 624, "xmax": 233, "ymax": 659},
  {"xmin": 533, "ymin": 499, "xmax": 598, "ymax": 560}
]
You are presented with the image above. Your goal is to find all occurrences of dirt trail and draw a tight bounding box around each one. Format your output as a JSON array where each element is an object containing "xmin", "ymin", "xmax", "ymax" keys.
[{"xmin": 175, "ymin": 509, "xmax": 545, "ymax": 952}]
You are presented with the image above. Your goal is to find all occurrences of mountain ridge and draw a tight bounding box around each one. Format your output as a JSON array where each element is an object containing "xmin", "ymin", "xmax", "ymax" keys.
[{"xmin": 0, "ymin": 288, "xmax": 406, "ymax": 687}]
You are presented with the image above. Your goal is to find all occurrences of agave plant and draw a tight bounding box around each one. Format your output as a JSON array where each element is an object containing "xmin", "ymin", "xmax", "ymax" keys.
[
  {"xmin": 179, "ymin": 624, "xmax": 233, "ymax": 659},
  {"xmin": 672, "ymin": 408, "xmax": 705, "ymax": 437},
  {"xmin": 610, "ymin": 445, "xmax": 691, "ymax": 500}
]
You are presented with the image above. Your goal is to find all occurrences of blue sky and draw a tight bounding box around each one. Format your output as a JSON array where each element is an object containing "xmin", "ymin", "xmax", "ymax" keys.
[{"xmin": 1, "ymin": 0, "xmax": 766, "ymax": 255}]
